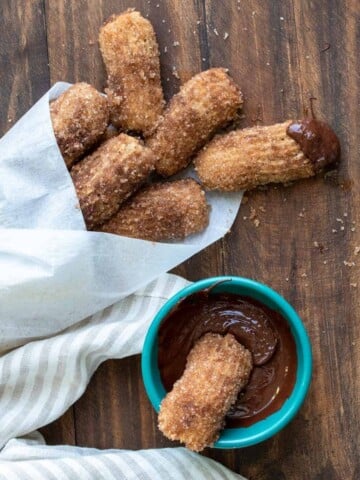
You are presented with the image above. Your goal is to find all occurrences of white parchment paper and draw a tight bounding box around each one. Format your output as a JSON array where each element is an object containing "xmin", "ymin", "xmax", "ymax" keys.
[{"xmin": 0, "ymin": 82, "xmax": 242, "ymax": 349}]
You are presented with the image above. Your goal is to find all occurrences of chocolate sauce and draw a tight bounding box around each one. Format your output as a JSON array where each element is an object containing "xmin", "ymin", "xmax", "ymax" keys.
[
  {"xmin": 158, "ymin": 292, "xmax": 297, "ymax": 428},
  {"xmin": 287, "ymin": 118, "xmax": 340, "ymax": 173}
]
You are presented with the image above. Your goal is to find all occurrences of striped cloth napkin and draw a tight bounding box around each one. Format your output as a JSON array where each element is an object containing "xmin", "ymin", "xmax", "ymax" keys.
[{"xmin": 0, "ymin": 273, "xmax": 246, "ymax": 479}]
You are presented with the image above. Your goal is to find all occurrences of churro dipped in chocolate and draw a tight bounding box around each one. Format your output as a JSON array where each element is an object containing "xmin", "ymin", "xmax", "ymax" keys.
[
  {"xmin": 195, "ymin": 119, "xmax": 340, "ymax": 191},
  {"xmin": 71, "ymin": 134, "xmax": 155, "ymax": 229},
  {"xmin": 148, "ymin": 68, "xmax": 243, "ymax": 177},
  {"xmin": 158, "ymin": 333, "xmax": 253, "ymax": 452},
  {"xmin": 100, "ymin": 179, "xmax": 209, "ymax": 241},
  {"xmin": 99, "ymin": 9, "xmax": 165, "ymax": 136},
  {"xmin": 50, "ymin": 83, "xmax": 109, "ymax": 169}
]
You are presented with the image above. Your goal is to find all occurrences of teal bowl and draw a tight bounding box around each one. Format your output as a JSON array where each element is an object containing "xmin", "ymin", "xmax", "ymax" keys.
[{"xmin": 141, "ymin": 276, "xmax": 312, "ymax": 449}]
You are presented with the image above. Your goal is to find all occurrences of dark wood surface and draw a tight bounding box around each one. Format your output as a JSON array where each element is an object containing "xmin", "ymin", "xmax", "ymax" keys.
[{"xmin": 1, "ymin": 1, "xmax": 359, "ymax": 478}]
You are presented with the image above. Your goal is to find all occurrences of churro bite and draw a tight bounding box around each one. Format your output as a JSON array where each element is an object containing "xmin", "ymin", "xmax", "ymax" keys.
[
  {"xmin": 71, "ymin": 134, "xmax": 155, "ymax": 229},
  {"xmin": 100, "ymin": 179, "xmax": 209, "ymax": 242},
  {"xmin": 99, "ymin": 9, "xmax": 165, "ymax": 136},
  {"xmin": 195, "ymin": 118, "xmax": 340, "ymax": 191},
  {"xmin": 50, "ymin": 83, "xmax": 109, "ymax": 169},
  {"xmin": 158, "ymin": 333, "xmax": 253, "ymax": 452},
  {"xmin": 148, "ymin": 68, "xmax": 243, "ymax": 177}
]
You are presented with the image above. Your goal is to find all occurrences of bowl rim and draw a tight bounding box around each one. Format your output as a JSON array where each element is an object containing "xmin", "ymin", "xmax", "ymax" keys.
[{"xmin": 141, "ymin": 276, "xmax": 312, "ymax": 449}]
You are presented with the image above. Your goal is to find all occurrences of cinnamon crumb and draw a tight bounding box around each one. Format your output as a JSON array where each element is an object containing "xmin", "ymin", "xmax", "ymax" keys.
[
  {"xmin": 249, "ymin": 207, "xmax": 256, "ymax": 220},
  {"xmin": 316, "ymin": 243, "xmax": 325, "ymax": 253},
  {"xmin": 172, "ymin": 66, "xmax": 180, "ymax": 79}
]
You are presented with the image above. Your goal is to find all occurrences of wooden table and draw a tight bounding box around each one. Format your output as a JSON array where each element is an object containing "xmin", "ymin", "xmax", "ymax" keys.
[{"xmin": 1, "ymin": 1, "xmax": 359, "ymax": 478}]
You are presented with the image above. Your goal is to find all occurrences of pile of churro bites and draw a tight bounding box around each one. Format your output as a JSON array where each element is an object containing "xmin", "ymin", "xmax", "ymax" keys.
[{"xmin": 50, "ymin": 8, "xmax": 341, "ymax": 242}]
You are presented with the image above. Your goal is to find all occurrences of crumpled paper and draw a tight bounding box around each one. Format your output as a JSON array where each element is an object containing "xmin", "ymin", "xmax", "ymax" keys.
[{"xmin": 0, "ymin": 82, "xmax": 242, "ymax": 350}]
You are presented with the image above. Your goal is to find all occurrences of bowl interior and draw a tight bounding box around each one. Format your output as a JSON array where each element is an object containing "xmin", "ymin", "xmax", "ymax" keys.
[{"xmin": 141, "ymin": 276, "xmax": 312, "ymax": 449}]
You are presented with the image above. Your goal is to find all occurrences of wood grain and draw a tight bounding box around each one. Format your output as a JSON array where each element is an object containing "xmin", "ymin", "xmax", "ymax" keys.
[
  {"xmin": 1, "ymin": 0, "xmax": 359, "ymax": 478},
  {"xmin": 0, "ymin": 1, "xmax": 50, "ymax": 133},
  {"xmin": 40, "ymin": 407, "xmax": 76, "ymax": 446}
]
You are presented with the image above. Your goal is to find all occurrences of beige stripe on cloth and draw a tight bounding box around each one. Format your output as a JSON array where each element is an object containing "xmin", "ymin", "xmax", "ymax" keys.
[{"xmin": 0, "ymin": 273, "xmax": 246, "ymax": 480}]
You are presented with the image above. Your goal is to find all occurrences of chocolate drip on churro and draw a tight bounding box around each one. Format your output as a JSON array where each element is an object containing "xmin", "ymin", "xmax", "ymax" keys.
[{"xmin": 287, "ymin": 118, "xmax": 340, "ymax": 173}]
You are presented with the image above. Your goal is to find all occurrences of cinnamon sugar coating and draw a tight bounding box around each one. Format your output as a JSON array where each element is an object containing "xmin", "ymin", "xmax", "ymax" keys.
[
  {"xmin": 50, "ymin": 82, "xmax": 109, "ymax": 169},
  {"xmin": 99, "ymin": 9, "xmax": 165, "ymax": 136},
  {"xmin": 71, "ymin": 133, "xmax": 155, "ymax": 229},
  {"xmin": 100, "ymin": 179, "xmax": 209, "ymax": 241},
  {"xmin": 195, "ymin": 121, "xmax": 315, "ymax": 191},
  {"xmin": 158, "ymin": 333, "xmax": 253, "ymax": 452},
  {"xmin": 148, "ymin": 68, "xmax": 243, "ymax": 177}
]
